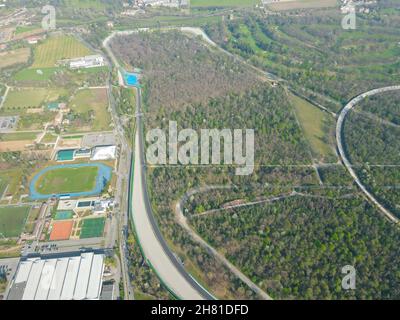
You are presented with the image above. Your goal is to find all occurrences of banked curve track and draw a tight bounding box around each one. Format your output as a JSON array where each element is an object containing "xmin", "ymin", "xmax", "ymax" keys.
[{"xmin": 336, "ymin": 85, "xmax": 400, "ymax": 224}]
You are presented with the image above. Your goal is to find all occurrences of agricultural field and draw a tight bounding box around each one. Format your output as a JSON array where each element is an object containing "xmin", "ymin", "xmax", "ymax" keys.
[
  {"xmin": 266, "ymin": 0, "xmax": 338, "ymax": 11},
  {"xmin": 191, "ymin": 0, "xmax": 259, "ymax": 7},
  {"xmin": 2, "ymin": 87, "xmax": 67, "ymax": 110},
  {"xmin": 0, "ymin": 132, "xmax": 38, "ymax": 142},
  {"xmin": 31, "ymin": 35, "xmax": 91, "ymax": 68},
  {"xmin": 69, "ymin": 88, "xmax": 111, "ymax": 132},
  {"xmin": 0, "ymin": 48, "xmax": 31, "ymax": 70},
  {"xmin": 0, "ymin": 206, "xmax": 31, "ymax": 238},
  {"xmin": 0, "ymin": 176, "xmax": 7, "ymax": 198},
  {"xmin": 13, "ymin": 67, "xmax": 60, "ymax": 82},
  {"xmin": 68, "ymin": 0, "xmax": 108, "ymax": 9},
  {"xmin": 35, "ymin": 166, "xmax": 99, "ymax": 195}
]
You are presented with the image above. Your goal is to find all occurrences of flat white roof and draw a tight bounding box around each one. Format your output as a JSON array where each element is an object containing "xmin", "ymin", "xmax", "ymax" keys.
[
  {"xmin": 47, "ymin": 258, "xmax": 69, "ymax": 300},
  {"xmin": 15, "ymin": 259, "xmax": 35, "ymax": 284},
  {"xmin": 86, "ymin": 254, "xmax": 104, "ymax": 299},
  {"xmin": 60, "ymin": 256, "xmax": 81, "ymax": 300},
  {"xmin": 9, "ymin": 253, "xmax": 105, "ymax": 300},
  {"xmin": 22, "ymin": 260, "xmax": 45, "ymax": 300},
  {"xmin": 73, "ymin": 252, "xmax": 94, "ymax": 300},
  {"xmin": 35, "ymin": 259, "xmax": 57, "ymax": 300}
]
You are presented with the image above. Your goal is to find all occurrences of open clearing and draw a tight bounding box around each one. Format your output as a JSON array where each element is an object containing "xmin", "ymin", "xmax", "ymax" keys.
[
  {"xmin": 70, "ymin": 88, "xmax": 111, "ymax": 131},
  {"xmin": 0, "ymin": 132, "xmax": 38, "ymax": 141},
  {"xmin": 191, "ymin": 0, "xmax": 258, "ymax": 7},
  {"xmin": 0, "ymin": 140, "xmax": 33, "ymax": 152},
  {"xmin": 0, "ymin": 48, "xmax": 31, "ymax": 69},
  {"xmin": 290, "ymin": 93, "xmax": 334, "ymax": 160},
  {"xmin": 2, "ymin": 87, "xmax": 67, "ymax": 110},
  {"xmin": 31, "ymin": 35, "xmax": 91, "ymax": 68},
  {"xmin": 0, "ymin": 206, "xmax": 31, "ymax": 238},
  {"xmin": 266, "ymin": 0, "xmax": 338, "ymax": 11},
  {"xmin": 35, "ymin": 166, "xmax": 99, "ymax": 195}
]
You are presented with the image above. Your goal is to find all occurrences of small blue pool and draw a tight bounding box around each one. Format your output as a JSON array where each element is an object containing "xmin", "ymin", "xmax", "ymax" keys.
[{"xmin": 124, "ymin": 72, "xmax": 139, "ymax": 87}]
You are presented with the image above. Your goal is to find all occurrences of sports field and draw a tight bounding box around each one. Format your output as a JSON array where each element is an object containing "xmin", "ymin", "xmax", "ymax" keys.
[
  {"xmin": 54, "ymin": 211, "xmax": 74, "ymax": 220},
  {"xmin": 50, "ymin": 220, "xmax": 73, "ymax": 241},
  {"xmin": 80, "ymin": 217, "xmax": 105, "ymax": 239},
  {"xmin": 32, "ymin": 35, "xmax": 91, "ymax": 68},
  {"xmin": 0, "ymin": 206, "xmax": 31, "ymax": 238},
  {"xmin": 35, "ymin": 166, "xmax": 99, "ymax": 195}
]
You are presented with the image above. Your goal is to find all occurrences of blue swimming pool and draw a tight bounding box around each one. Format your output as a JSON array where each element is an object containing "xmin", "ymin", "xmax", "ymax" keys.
[
  {"xmin": 29, "ymin": 163, "xmax": 112, "ymax": 200},
  {"xmin": 124, "ymin": 72, "xmax": 139, "ymax": 87}
]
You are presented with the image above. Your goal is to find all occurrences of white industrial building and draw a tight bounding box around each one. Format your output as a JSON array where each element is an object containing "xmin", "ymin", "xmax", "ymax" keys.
[
  {"xmin": 91, "ymin": 145, "xmax": 117, "ymax": 161},
  {"xmin": 7, "ymin": 252, "xmax": 105, "ymax": 300},
  {"xmin": 69, "ymin": 55, "xmax": 105, "ymax": 69}
]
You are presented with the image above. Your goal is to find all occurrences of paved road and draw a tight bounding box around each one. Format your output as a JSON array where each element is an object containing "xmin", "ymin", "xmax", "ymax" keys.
[
  {"xmin": 336, "ymin": 85, "xmax": 400, "ymax": 224},
  {"xmin": 105, "ymin": 30, "xmax": 214, "ymax": 300},
  {"xmin": 130, "ymin": 88, "xmax": 213, "ymax": 300},
  {"xmin": 175, "ymin": 185, "xmax": 273, "ymax": 300}
]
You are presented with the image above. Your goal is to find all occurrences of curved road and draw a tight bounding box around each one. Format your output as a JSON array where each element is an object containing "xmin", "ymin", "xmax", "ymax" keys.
[
  {"xmin": 336, "ymin": 85, "xmax": 400, "ymax": 224},
  {"xmin": 131, "ymin": 89, "xmax": 214, "ymax": 300},
  {"xmin": 104, "ymin": 31, "xmax": 213, "ymax": 300}
]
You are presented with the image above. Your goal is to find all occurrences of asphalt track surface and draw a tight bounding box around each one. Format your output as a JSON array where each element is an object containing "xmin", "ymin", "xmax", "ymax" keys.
[
  {"xmin": 336, "ymin": 85, "xmax": 400, "ymax": 224},
  {"xmin": 130, "ymin": 89, "xmax": 214, "ymax": 300}
]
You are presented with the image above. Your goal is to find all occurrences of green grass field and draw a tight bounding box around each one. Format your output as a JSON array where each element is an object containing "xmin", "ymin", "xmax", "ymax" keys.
[
  {"xmin": 13, "ymin": 67, "xmax": 60, "ymax": 81},
  {"xmin": 290, "ymin": 93, "xmax": 334, "ymax": 160},
  {"xmin": 0, "ymin": 132, "xmax": 38, "ymax": 142},
  {"xmin": 266, "ymin": 0, "xmax": 338, "ymax": 11},
  {"xmin": 0, "ymin": 177, "xmax": 7, "ymax": 198},
  {"xmin": 40, "ymin": 132, "xmax": 57, "ymax": 143},
  {"xmin": 32, "ymin": 35, "xmax": 91, "ymax": 68},
  {"xmin": 80, "ymin": 217, "xmax": 105, "ymax": 239},
  {"xmin": 54, "ymin": 211, "xmax": 74, "ymax": 220},
  {"xmin": 2, "ymin": 87, "xmax": 67, "ymax": 110},
  {"xmin": 68, "ymin": 0, "xmax": 107, "ymax": 9},
  {"xmin": 15, "ymin": 25, "xmax": 40, "ymax": 34},
  {"xmin": 70, "ymin": 88, "xmax": 111, "ymax": 131},
  {"xmin": 35, "ymin": 166, "xmax": 98, "ymax": 195},
  {"xmin": 191, "ymin": 0, "xmax": 258, "ymax": 7},
  {"xmin": 0, "ymin": 206, "xmax": 31, "ymax": 238}
]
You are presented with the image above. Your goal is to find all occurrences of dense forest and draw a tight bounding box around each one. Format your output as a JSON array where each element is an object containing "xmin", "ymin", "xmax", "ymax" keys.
[
  {"xmin": 110, "ymin": 31, "xmax": 260, "ymax": 111},
  {"xmin": 189, "ymin": 195, "xmax": 400, "ymax": 299},
  {"xmin": 344, "ymin": 92, "xmax": 400, "ymax": 218}
]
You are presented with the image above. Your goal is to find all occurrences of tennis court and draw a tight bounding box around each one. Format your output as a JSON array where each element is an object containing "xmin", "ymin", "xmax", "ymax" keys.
[
  {"xmin": 54, "ymin": 211, "xmax": 74, "ymax": 220},
  {"xmin": 50, "ymin": 221, "xmax": 73, "ymax": 241},
  {"xmin": 80, "ymin": 217, "xmax": 105, "ymax": 239}
]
